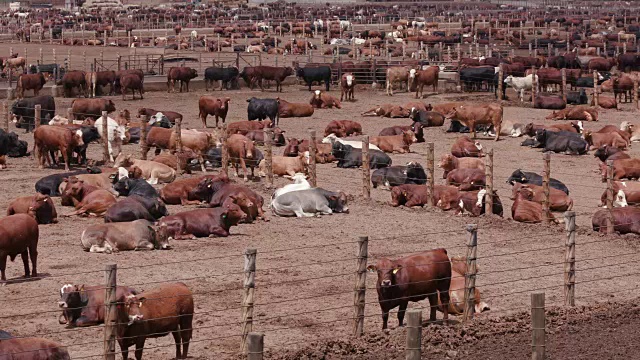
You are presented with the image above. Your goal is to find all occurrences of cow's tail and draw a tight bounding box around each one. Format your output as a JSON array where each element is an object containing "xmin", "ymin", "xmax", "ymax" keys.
[{"xmin": 16, "ymin": 75, "xmax": 22, "ymax": 93}]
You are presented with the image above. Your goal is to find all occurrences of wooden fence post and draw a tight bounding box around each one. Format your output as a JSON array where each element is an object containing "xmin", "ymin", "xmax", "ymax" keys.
[
  {"xmin": 593, "ymin": 70, "xmax": 599, "ymax": 107},
  {"xmin": 265, "ymin": 128, "xmax": 273, "ymax": 187},
  {"xmin": 564, "ymin": 211, "xmax": 576, "ymax": 307},
  {"xmin": 66, "ymin": 108, "xmax": 73, "ymax": 122},
  {"xmin": 362, "ymin": 136, "xmax": 371, "ymax": 199},
  {"xmin": 241, "ymin": 248, "xmax": 257, "ymax": 354},
  {"xmin": 485, "ymin": 149, "xmax": 494, "ymax": 215},
  {"xmin": 542, "ymin": 153, "xmax": 551, "ymax": 223},
  {"xmin": 531, "ymin": 292, "xmax": 546, "ymax": 360},
  {"xmin": 3, "ymin": 102, "xmax": 8, "ymax": 131},
  {"xmin": 561, "ymin": 68, "xmax": 567, "ymax": 102},
  {"xmin": 103, "ymin": 264, "xmax": 117, "ymax": 360},
  {"xmin": 634, "ymin": 80, "xmax": 639, "ymax": 110},
  {"xmin": 174, "ymin": 118, "xmax": 183, "ymax": 175},
  {"xmin": 498, "ymin": 66, "xmax": 504, "ymax": 100},
  {"xmin": 405, "ymin": 309, "xmax": 422, "ymax": 360},
  {"xmin": 34, "ymin": 104, "xmax": 41, "ymax": 130},
  {"xmin": 308, "ymin": 130, "xmax": 317, "ymax": 187},
  {"xmin": 221, "ymin": 124, "xmax": 229, "ymax": 177},
  {"xmin": 606, "ymin": 160, "xmax": 615, "ymax": 234},
  {"xmin": 247, "ymin": 333, "xmax": 264, "ymax": 360},
  {"xmin": 426, "ymin": 143, "xmax": 434, "ymax": 206},
  {"xmin": 140, "ymin": 115, "xmax": 148, "ymax": 160},
  {"xmin": 531, "ymin": 67, "xmax": 537, "ymax": 106},
  {"xmin": 463, "ymin": 224, "xmax": 478, "ymax": 322},
  {"xmin": 102, "ymin": 111, "xmax": 110, "ymax": 164},
  {"xmin": 353, "ymin": 236, "xmax": 368, "ymax": 337}
]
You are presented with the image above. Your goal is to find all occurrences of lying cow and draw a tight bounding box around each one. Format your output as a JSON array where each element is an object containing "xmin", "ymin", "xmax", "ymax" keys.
[
  {"xmin": 369, "ymin": 130, "xmax": 417, "ymax": 153},
  {"xmin": 271, "ymin": 188, "xmax": 349, "ymax": 217},
  {"xmin": 511, "ymin": 183, "xmax": 573, "ymax": 211},
  {"xmin": 332, "ymin": 142, "xmax": 392, "ymax": 169},
  {"xmin": 507, "ymin": 169, "xmax": 569, "ymax": 194},
  {"xmin": 81, "ymin": 220, "xmax": 169, "ymax": 253},
  {"xmin": 438, "ymin": 154, "xmax": 484, "ymax": 179},
  {"xmin": 160, "ymin": 202, "xmax": 247, "ymax": 239},
  {"xmin": 534, "ymin": 129, "xmax": 588, "ymax": 155},
  {"xmin": 455, "ymin": 189, "xmax": 504, "ymax": 217},
  {"xmin": 278, "ymin": 98, "xmax": 314, "ymax": 118},
  {"xmin": 371, "ymin": 162, "xmax": 427, "ymax": 189},
  {"xmin": 310, "ymin": 90, "xmax": 342, "ymax": 109},
  {"xmin": 600, "ymin": 181, "xmax": 640, "ymax": 207},
  {"xmin": 58, "ymin": 284, "xmax": 137, "ymax": 326},
  {"xmin": 271, "ymin": 173, "xmax": 310, "ymax": 201},
  {"xmin": 511, "ymin": 186, "xmax": 556, "ymax": 223},
  {"xmin": 451, "ymin": 136, "xmax": 484, "ymax": 158},
  {"xmin": 113, "ymin": 153, "xmax": 176, "ymax": 184},
  {"xmin": 592, "ymin": 207, "xmax": 640, "ymax": 234},
  {"xmin": 0, "ymin": 336, "xmax": 70, "ymax": 359},
  {"xmin": 437, "ymin": 256, "xmax": 490, "ymax": 315},
  {"xmin": 321, "ymin": 134, "xmax": 381, "ymax": 151}
]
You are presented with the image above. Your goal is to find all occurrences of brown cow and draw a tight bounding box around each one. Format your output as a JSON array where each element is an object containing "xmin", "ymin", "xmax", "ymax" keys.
[
  {"xmin": 6, "ymin": 193, "xmax": 57, "ymax": 224},
  {"xmin": 245, "ymin": 127, "xmax": 286, "ymax": 146},
  {"xmin": 309, "ymin": 90, "xmax": 342, "ymax": 109},
  {"xmin": 438, "ymin": 154, "xmax": 485, "ymax": 179},
  {"xmin": 169, "ymin": 129, "xmax": 221, "ymax": 172},
  {"xmin": 199, "ymin": 96, "xmax": 230, "ymax": 127},
  {"xmin": 227, "ymin": 134, "xmax": 257, "ymax": 181},
  {"xmin": 0, "ymin": 337, "xmax": 70, "ymax": 359},
  {"xmin": 160, "ymin": 202, "xmax": 247, "ymax": 239},
  {"xmin": 390, "ymin": 184, "xmax": 459, "ymax": 209},
  {"xmin": 144, "ymin": 127, "xmax": 173, "ymax": 157},
  {"xmin": 278, "ymin": 98, "xmax": 314, "ymax": 117},
  {"xmin": 409, "ymin": 66, "xmax": 439, "ymax": 98},
  {"xmin": 208, "ymin": 183, "xmax": 265, "ymax": 222},
  {"xmin": 591, "ymin": 95, "xmax": 617, "ymax": 109},
  {"xmin": 446, "ymin": 168, "xmax": 486, "ymax": 191},
  {"xmin": 369, "ymin": 130, "xmax": 417, "ymax": 153},
  {"xmin": 324, "ymin": 120, "xmax": 362, "ymax": 137},
  {"xmin": 160, "ymin": 175, "xmax": 228, "ymax": 205},
  {"xmin": 444, "ymin": 103, "xmax": 503, "ymax": 140},
  {"xmin": 33, "ymin": 125, "xmax": 84, "ymax": 171},
  {"xmin": 545, "ymin": 106, "xmax": 598, "ymax": 121},
  {"xmin": 227, "ymin": 120, "xmax": 271, "ymax": 135},
  {"xmin": 0, "ymin": 214, "xmax": 38, "ymax": 283},
  {"xmin": 512, "ymin": 186, "xmax": 555, "ymax": 223},
  {"xmin": 596, "ymin": 125, "xmax": 631, "ymax": 145},
  {"xmin": 386, "ymin": 66, "xmax": 410, "ymax": 95},
  {"xmin": 60, "ymin": 177, "xmax": 97, "ymax": 207},
  {"xmin": 593, "ymin": 207, "xmax": 640, "ymax": 234},
  {"xmin": 151, "ymin": 151, "xmax": 196, "ymax": 174},
  {"xmin": 86, "ymin": 70, "xmax": 116, "ymax": 97},
  {"xmin": 121, "ymin": 74, "xmax": 144, "ymax": 100},
  {"xmin": 600, "ymin": 180, "xmax": 640, "ymax": 207},
  {"xmin": 251, "ymin": 66, "xmax": 293, "ymax": 92},
  {"xmin": 58, "ymin": 284, "xmax": 137, "ymax": 327},
  {"xmin": 61, "ymin": 180, "xmax": 116, "ymax": 217},
  {"xmin": 511, "ymin": 183, "xmax": 573, "ymax": 212},
  {"xmin": 137, "ymin": 108, "xmax": 183, "ymax": 124},
  {"xmin": 340, "ymin": 73, "xmax": 356, "ymax": 101},
  {"xmin": 16, "ymin": 73, "xmax": 46, "ymax": 99},
  {"xmin": 588, "ymin": 57, "xmax": 616, "ymax": 72},
  {"xmin": 167, "ymin": 67, "xmax": 198, "ymax": 93},
  {"xmin": 583, "ymin": 130, "xmax": 627, "ymax": 150},
  {"xmin": 71, "ymin": 98, "xmax": 116, "ymax": 120},
  {"xmin": 361, "ymin": 104, "xmax": 410, "ymax": 118},
  {"xmin": 599, "ymin": 158, "xmax": 640, "ymax": 182},
  {"xmin": 116, "ymin": 283, "xmax": 194, "ymax": 360},
  {"xmin": 58, "ymin": 70, "xmax": 87, "ymax": 97},
  {"xmin": 259, "ymin": 153, "xmax": 307, "ymax": 177},
  {"xmin": 367, "ymin": 249, "xmax": 451, "ymax": 329},
  {"xmin": 451, "ymin": 136, "xmax": 484, "ymax": 158}
]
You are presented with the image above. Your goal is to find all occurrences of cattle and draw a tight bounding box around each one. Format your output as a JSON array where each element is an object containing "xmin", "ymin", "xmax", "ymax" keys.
[
  {"xmin": 409, "ymin": 66, "xmax": 439, "ymax": 98},
  {"xmin": 35, "ymin": 168, "xmax": 99, "ymax": 196},
  {"xmin": 120, "ymin": 73, "xmax": 144, "ymax": 100},
  {"xmin": 296, "ymin": 66, "xmax": 331, "ymax": 91},
  {"xmin": 104, "ymin": 196, "xmax": 167, "ymax": 223},
  {"xmin": 170, "ymin": 129, "xmax": 221, "ymax": 172},
  {"xmin": 11, "ymin": 95, "xmax": 56, "ymax": 132},
  {"xmin": 34, "ymin": 125, "xmax": 84, "ymax": 171},
  {"xmin": 113, "ymin": 176, "xmax": 159, "ymax": 198},
  {"xmin": 245, "ymin": 128, "xmax": 286, "ymax": 146},
  {"xmin": 278, "ymin": 99, "xmax": 315, "ymax": 117},
  {"xmin": 545, "ymin": 106, "xmax": 598, "ymax": 121},
  {"xmin": 227, "ymin": 134, "xmax": 258, "ymax": 181},
  {"xmin": 451, "ymin": 136, "xmax": 484, "ymax": 158},
  {"xmin": 444, "ymin": 104, "xmax": 503, "ymax": 140},
  {"xmin": 566, "ymin": 89, "xmax": 589, "ymax": 105},
  {"xmin": 95, "ymin": 115, "xmax": 127, "ymax": 162},
  {"xmin": 361, "ymin": 104, "xmax": 411, "ymax": 118},
  {"xmin": 438, "ymin": 256, "xmax": 490, "ymax": 314},
  {"xmin": 61, "ymin": 179, "xmax": 116, "ymax": 217},
  {"xmin": 271, "ymin": 188, "xmax": 349, "ymax": 217},
  {"xmin": 142, "ymin": 127, "xmax": 173, "ymax": 158},
  {"xmin": 534, "ymin": 94, "xmax": 567, "ymax": 109},
  {"xmin": 86, "ymin": 70, "xmax": 116, "ymax": 97},
  {"xmin": 259, "ymin": 153, "xmax": 307, "ymax": 177},
  {"xmin": 227, "ymin": 120, "xmax": 272, "ymax": 136},
  {"xmin": 512, "ymin": 186, "xmax": 556, "ymax": 223},
  {"xmin": 283, "ymin": 139, "xmax": 334, "ymax": 163},
  {"xmin": 62, "ymin": 125, "xmax": 100, "ymax": 165},
  {"xmin": 204, "ymin": 66, "xmax": 239, "ymax": 91},
  {"xmin": 367, "ymin": 249, "xmax": 451, "ymax": 329},
  {"xmin": 592, "ymin": 94, "xmax": 617, "ymax": 109},
  {"xmin": 167, "ymin": 67, "xmax": 198, "ymax": 93},
  {"xmin": 438, "ymin": 154, "xmax": 485, "ymax": 179},
  {"xmin": 588, "ymin": 57, "xmax": 616, "ymax": 72},
  {"xmin": 507, "ymin": 169, "xmax": 570, "ymax": 194},
  {"xmin": 459, "ymin": 66, "xmax": 496, "ymax": 92},
  {"xmin": 390, "ymin": 184, "xmax": 447, "ymax": 208},
  {"xmin": 207, "ymin": 183, "xmax": 265, "ymax": 222},
  {"xmin": 247, "ymin": 97, "xmax": 280, "ymax": 125},
  {"xmin": 593, "ymin": 145, "xmax": 630, "ymax": 163},
  {"xmin": 113, "ymin": 154, "xmax": 176, "ymax": 184},
  {"xmin": 371, "ymin": 162, "xmax": 427, "ymax": 188},
  {"xmin": 58, "ymin": 70, "xmax": 87, "ymax": 97},
  {"xmin": 322, "ymin": 134, "xmax": 381, "ymax": 151},
  {"xmin": 340, "ymin": 73, "xmax": 356, "ymax": 101},
  {"xmin": 446, "ymin": 168, "xmax": 486, "ymax": 191},
  {"xmin": 252, "ymin": 66, "xmax": 294, "ymax": 92},
  {"xmin": 369, "ymin": 131, "xmax": 417, "ymax": 153},
  {"xmin": 511, "ymin": 183, "xmax": 573, "ymax": 211},
  {"xmin": 600, "ymin": 181, "xmax": 640, "ymax": 207},
  {"xmin": 148, "ymin": 152, "xmax": 194, "ymax": 174},
  {"xmin": 503, "ymin": 74, "xmax": 537, "ymax": 102},
  {"xmin": 160, "ymin": 202, "xmax": 246, "ymax": 239},
  {"xmin": 379, "ymin": 123, "xmax": 424, "ymax": 143},
  {"xmin": 455, "ymin": 189, "xmax": 503, "ymax": 217},
  {"xmin": 0, "ymin": 337, "xmax": 70, "ymax": 359},
  {"xmin": 0, "ymin": 129, "xmax": 20, "ymax": 168},
  {"xmin": 620, "ymin": 121, "xmax": 640, "ymax": 142},
  {"xmin": 535, "ymin": 129, "xmax": 588, "ymax": 155},
  {"xmin": 324, "ymin": 120, "xmax": 362, "ymax": 137},
  {"xmin": 115, "ymin": 283, "xmax": 193, "ymax": 360},
  {"xmin": 137, "ymin": 108, "xmax": 183, "ymax": 124},
  {"xmin": 386, "ymin": 66, "xmax": 410, "ymax": 95},
  {"xmin": 199, "ymin": 96, "xmax": 230, "ymax": 128},
  {"xmin": 16, "ymin": 73, "xmax": 46, "ymax": 99},
  {"xmin": 6, "ymin": 193, "xmax": 57, "ymax": 224},
  {"xmin": 583, "ymin": 130, "xmax": 627, "ymax": 151},
  {"xmin": 161, "ymin": 175, "xmax": 228, "ymax": 205},
  {"xmin": 593, "ymin": 207, "xmax": 640, "ymax": 234},
  {"xmin": 599, "ymin": 158, "xmax": 640, "ymax": 182},
  {"xmin": 71, "ymin": 98, "xmax": 116, "ymax": 120},
  {"xmin": 309, "ymin": 90, "xmax": 342, "ymax": 109},
  {"xmin": 4, "ymin": 56, "xmax": 26, "ymax": 73},
  {"xmin": 409, "ymin": 109, "xmax": 445, "ymax": 127},
  {"xmin": 332, "ymin": 142, "xmax": 392, "ymax": 169},
  {"xmin": 0, "ymin": 214, "xmax": 38, "ymax": 283},
  {"xmin": 81, "ymin": 220, "xmax": 169, "ymax": 253},
  {"xmin": 58, "ymin": 284, "xmax": 137, "ymax": 327}
]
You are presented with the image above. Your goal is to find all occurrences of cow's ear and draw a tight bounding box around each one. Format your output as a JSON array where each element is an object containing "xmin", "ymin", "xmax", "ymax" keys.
[
  {"xmin": 366, "ymin": 265, "xmax": 377, "ymax": 273},
  {"xmin": 393, "ymin": 265, "xmax": 402, "ymax": 274}
]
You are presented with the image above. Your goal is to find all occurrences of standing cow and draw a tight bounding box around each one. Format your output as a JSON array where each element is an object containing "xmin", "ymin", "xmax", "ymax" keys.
[
  {"xmin": 340, "ymin": 73, "xmax": 355, "ymax": 101},
  {"xmin": 167, "ymin": 67, "xmax": 198, "ymax": 93}
]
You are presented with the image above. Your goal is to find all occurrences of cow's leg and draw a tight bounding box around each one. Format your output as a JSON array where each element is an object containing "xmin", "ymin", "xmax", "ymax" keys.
[
  {"xmin": 172, "ymin": 331, "xmax": 183, "ymax": 359},
  {"xmin": 199, "ymin": 154, "xmax": 206, "ymax": 173},
  {"xmin": 208, "ymin": 226, "xmax": 230, "ymax": 237},
  {"xmin": 63, "ymin": 148, "xmax": 71, "ymax": 171},
  {"xmin": 240, "ymin": 158, "xmax": 249, "ymax": 181},
  {"xmin": 28, "ymin": 245, "xmax": 37, "ymax": 278},
  {"xmin": 0, "ymin": 255, "xmax": 7, "ymax": 283},
  {"xmin": 134, "ymin": 338, "xmax": 146, "ymax": 360},
  {"xmin": 397, "ymin": 302, "xmax": 408, "ymax": 327},
  {"xmin": 20, "ymin": 250, "xmax": 30, "ymax": 278}
]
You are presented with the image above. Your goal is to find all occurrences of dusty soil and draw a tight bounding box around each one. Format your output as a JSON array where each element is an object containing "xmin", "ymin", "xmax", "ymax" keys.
[{"xmin": 1, "ymin": 41, "xmax": 640, "ymax": 359}]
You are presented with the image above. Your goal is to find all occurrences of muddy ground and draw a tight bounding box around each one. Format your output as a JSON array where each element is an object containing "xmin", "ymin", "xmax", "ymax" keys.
[{"xmin": 1, "ymin": 44, "xmax": 640, "ymax": 359}]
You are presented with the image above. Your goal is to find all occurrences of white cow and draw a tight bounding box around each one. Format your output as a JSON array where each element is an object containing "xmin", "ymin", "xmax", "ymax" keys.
[
  {"xmin": 95, "ymin": 115, "xmax": 127, "ymax": 162},
  {"xmin": 321, "ymin": 133, "xmax": 381, "ymax": 151},
  {"xmin": 503, "ymin": 74, "xmax": 538, "ymax": 102},
  {"xmin": 271, "ymin": 173, "xmax": 311, "ymax": 203}
]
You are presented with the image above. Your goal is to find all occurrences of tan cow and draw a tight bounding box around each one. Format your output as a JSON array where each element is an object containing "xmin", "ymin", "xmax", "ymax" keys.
[
  {"xmin": 437, "ymin": 256, "xmax": 490, "ymax": 315},
  {"xmin": 259, "ymin": 153, "xmax": 307, "ymax": 178},
  {"xmin": 169, "ymin": 129, "xmax": 221, "ymax": 172},
  {"xmin": 113, "ymin": 154, "xmax": 176, "ymax": 184},
  {"xmin": 386, "ymin": 66, "xmax": 410, "ymax": 96},
  {"xmin": 369, "ymin": 130, "xmax": 417, "ymax": 153},
  {"xmin": 511, "ymin": 183, "xmax": 573, "ymax": 212},
  {"xmin": 438, "ymin": 154, "xmax": 485, "ymax": 178},
  {"xmin": 444, "ymin": 103, "xmax": 503, "ymax": 141}
]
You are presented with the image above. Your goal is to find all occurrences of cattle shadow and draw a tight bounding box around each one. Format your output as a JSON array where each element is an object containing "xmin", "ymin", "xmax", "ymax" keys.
[{"xmin": 3, "ymin": 272, "xmax": 51, "ymax": 285}]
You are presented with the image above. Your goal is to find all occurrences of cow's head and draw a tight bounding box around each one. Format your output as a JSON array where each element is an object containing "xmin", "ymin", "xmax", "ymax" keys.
[
  {"xmin": 344, "ymin": 73, "xmax": 354, "ymax": 86},
  {"xmin": 244, "ymin": 140, "xmax": 254, "ymax": 159},
  {"xmin": 408, "ymin": 68, "xmax": 416, "ymax": 80},
  {"xmin": 113, "ymin": 153, "xmax": 133, "ymax": 168},
  {"xmin": 121, "ymin": 293, "xmax": 145, "ymax": 325},
  {"xmin": 402, "ymin": 130, "xmax": 418, "ymax": 144},
  {"xmin": 220, "ymin": 201, "xmax": 248, "ymax": 225},
  {"xmin": 367, "ymin": 258, "xmax": 400, "ymax": 289},
  {"xmin": 314, "ymin": 89, "xmax": 322, "ymax": 100},
  {"xmin": 437, "ymin": 154, "xmax": 454, "ymax": 169},
  {"xmin": 327, "ymin": 191, "xmax": 349, "ymax": 213},
  {"xmin": 507, "ymin": 169, "xmax": 526, "ymax": 185},
  {"xmin": 614, "ymin": 189, "xmax": 628, "ymax": 207},
  {"xmin": 28, "ymin": 193, "xmax": 54, "ymax": 223},
  {"xmin": 106, "ymin": 100, "xmax": 116, "ymax": 113},
  {"xmin": 58, "ymin": 284, "xmax": 87, "ymax": 325}
]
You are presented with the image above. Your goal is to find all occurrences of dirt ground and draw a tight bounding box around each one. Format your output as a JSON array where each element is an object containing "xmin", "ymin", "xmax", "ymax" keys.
[{"xmin": 1, "ymin": 43, "xmax": 640, "ymax": 359}]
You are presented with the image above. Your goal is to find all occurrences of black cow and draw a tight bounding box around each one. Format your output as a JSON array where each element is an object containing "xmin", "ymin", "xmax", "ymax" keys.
[
  {"xmin": 247, "ymin": 97, "xmax": 280, "ymax": 126},
  {"xmin": 148, "ymin": 115, "xmax": 172, "ymax": 128},
  {"xmin": 0, "ymin": 330, "xmax": 12, "ymax": 339},
  {"xmin": 104, "ymin": 195, "xmax": 167, "ymax": 223},
  {"xmin": 29, "ymin": 63, "xmax": 63, "ymax": 78},
  {"xmin": 11, "ymin": 95, "xmax": 56, "ymax": 132},
  {"xmin": 534, "ymin": 94, "xmax": 567, "ymax": 109},
  {"xmin": 204, "ymin": 66, "xmax": 239, "ymax": 91},
  {"xmin": 332, "ymin": 142, "xmax": 391, "ymax": 169},
  {"xmin": 409, "ymin": 109, "xmax": 445, "ymax": 127},
  {"xmin": 575, "ymin": 72, "xmax": 611, "ymax": 88},
  {"xmin": 204, "ymin": 147, "xmax": 263, "ymax": 169},
  {"xmin": 566, "ymin": 89, "xmax": 588, "ymax": 105},
  {"xmin": 459, "ymin": 67, "xmax": 496, "ymax": 92},
  {"xmin": 520, "ymin": 137, "xmax": 541, "ymax": 147},
  {"xmin": 0, "ymin": 129, "xmax": 20, "ymax": 163},
  {"xmin": 618, "ymin": 54, "xmax": 640, "ymax": 72},
  {"xmin": 371, "ymin": 162, "xmax": 427, "ymax": 188},
  {"xmin": 112, "ymin": 177, "xmax": 159, "ymax": 198},
  {"xmin": 593, "ymin": 145, "xmax": 629, "ymax": 163},
  {"xmin": 7, "ymin": 139, "xmax": 28, "ymax": 157},
  {"xmin": 71, "ymin": 126, "xmax": 101, "ymax": 165},
  {"xmin": 535, "ymin": 129, "xmax": 587, "ymax": 155},
  {"xmin": 35, "ymin": 168, "xmax": 101, "ymax": 196},
  {"xmin": 507, "ymin": 169, "xmax": 570, "ymax": 194},
  {"xmin": 296, "ymin": 66, "xmax": 331, "ymax": 91}
]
